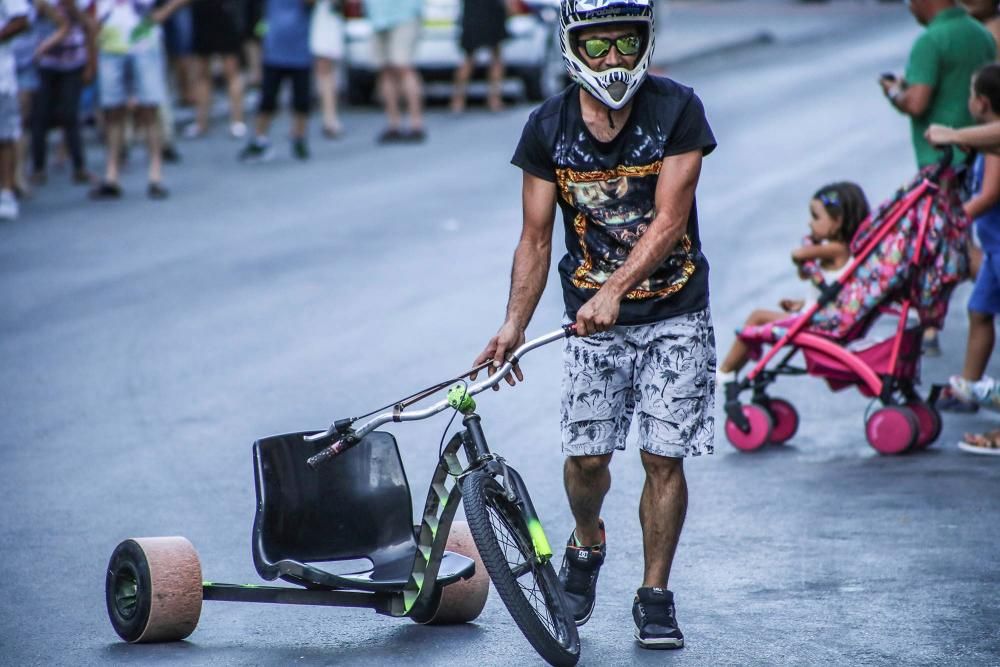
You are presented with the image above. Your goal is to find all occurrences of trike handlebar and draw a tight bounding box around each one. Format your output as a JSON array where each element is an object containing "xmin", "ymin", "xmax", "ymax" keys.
[{"xmin": 306, "ymin": 324, "xmax": 577, "ymax": 468}]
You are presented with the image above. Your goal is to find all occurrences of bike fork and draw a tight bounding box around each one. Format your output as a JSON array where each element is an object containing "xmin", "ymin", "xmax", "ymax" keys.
[{"xmin": 462, "ymin": 414, "xmax": 554, "ymax": 563}]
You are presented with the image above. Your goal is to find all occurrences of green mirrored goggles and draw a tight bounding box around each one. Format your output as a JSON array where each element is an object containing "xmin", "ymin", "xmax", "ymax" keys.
[{"xmin": 581, "ymin": 35, "xmax": 642, "ymax": 59}]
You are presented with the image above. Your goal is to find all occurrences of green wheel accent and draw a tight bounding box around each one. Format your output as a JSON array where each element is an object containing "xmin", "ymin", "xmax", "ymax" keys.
[
  {"xmin": 447, "ymin": 385, "xmax": 476, "ymax": 414},
  {"xmin": 527, "ymin": 519, "xmax": 553, "ymax": 562}
]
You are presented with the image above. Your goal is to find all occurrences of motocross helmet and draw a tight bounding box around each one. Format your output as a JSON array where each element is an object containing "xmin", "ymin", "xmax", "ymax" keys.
[{"xmin": 560, "ymin": 0, "xmax": 655, "ymax": 110}]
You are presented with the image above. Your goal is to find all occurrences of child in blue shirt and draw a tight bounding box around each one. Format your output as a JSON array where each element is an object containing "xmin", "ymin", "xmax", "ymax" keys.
[
  {"xmin": 239, "ymin": 0, "xmax": 314, "ymax": 162},
  {"xmin": 942, "ymin": 64, "xmax": 1000, "ymax": 454}
]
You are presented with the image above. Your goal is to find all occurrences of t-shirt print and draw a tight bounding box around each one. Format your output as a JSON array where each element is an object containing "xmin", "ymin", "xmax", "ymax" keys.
[{"xmin": 555, "ymin": 162, "xmax": 695, "ymax": 299}]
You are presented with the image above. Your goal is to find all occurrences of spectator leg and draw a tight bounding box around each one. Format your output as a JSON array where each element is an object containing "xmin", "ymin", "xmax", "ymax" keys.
[
  {"xmin": 103, "ymin": 106, "xmax": 126, "ymax": 184},
  {"xmin": 31, "ymin": 69, "xmax": 55, "ymax": 176},
  {"xmin": 379, "ymin": 66, "xmax": 402, "ymax": 131},
  {"xmin": 487, "ymin": 45, "xmax": 504, "ymax": 112},
  {"xmin": 313, "ymin": 57, "xmax": 339, "ymax": 133},
  {"xmin": 137, "ymin": 105, "xmax": 162, "ymax": 184},
  {"xmin": 16, "ymin": 88, "xmax": 32, "ymax": 190},
  {"xmin": 450, "ymin": 54, "xmax": 473, "ymax": 113},
  {"xmin": 222, "ymin": 54, "xmax": 244, "ymax": 126},
  {"xmin": 400, "ymin": 66, "xmax": 423, "ymax": 131},
  {"xmin": 961, "ymin": 310, "xmax": 996, "ymax": 382},
  {"xmin": 192, "ymin": 55, "xmax": 211, "ymax": 133},
  {"xmin": 56, "ymin": 68, "xmax": 87, "ymax": 175}
]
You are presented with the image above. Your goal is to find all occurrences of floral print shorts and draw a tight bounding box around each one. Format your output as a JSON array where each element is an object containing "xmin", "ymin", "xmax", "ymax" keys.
[{"xmin": 561, "ymin": 308, "xmax": 716, "ymax": 459}]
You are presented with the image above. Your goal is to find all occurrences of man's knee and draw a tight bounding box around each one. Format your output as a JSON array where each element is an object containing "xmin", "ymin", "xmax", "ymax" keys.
[
  {"xmin": 640, "ymin": 451, "xmax": 683, "ymax": 480},
  {"xmin": 566, "ymin": 453, "xmax": 612, "ymax": 477}
]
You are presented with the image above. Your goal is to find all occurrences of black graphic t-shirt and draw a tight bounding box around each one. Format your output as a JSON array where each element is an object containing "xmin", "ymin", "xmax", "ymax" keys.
[{"xmin": 511, "ymin": 76, "xmax": 717, "ymax": 326}]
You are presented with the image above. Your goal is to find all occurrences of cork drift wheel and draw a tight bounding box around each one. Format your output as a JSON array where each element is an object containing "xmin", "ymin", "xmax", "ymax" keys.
[
  {"xmin": 106, "ymin": 537, "xmax": 203, "ymax": 643},
  {"xmin": 415, "ymin": 521, "xmax": 489, "ymax": 625}
]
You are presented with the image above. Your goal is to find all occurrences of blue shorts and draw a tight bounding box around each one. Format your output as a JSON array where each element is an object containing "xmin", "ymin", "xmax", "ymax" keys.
[
  {"xmin": 98, "ymin": 49, "xmax": 167, "ymax": 109},
  {"xmin": 969, "ymin": 251, "xmax": 1000, "ymax": 315}
]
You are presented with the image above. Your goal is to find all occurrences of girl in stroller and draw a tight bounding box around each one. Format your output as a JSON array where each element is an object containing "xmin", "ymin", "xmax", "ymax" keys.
[{"xmin": 717, "ymin": 182, "xmax": 871, "ymax": 384}]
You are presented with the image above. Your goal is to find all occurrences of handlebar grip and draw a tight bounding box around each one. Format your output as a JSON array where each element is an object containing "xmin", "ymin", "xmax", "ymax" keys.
[
  {"xmin": 306, "ymin": 437, "xmax": 355, "ymax": 469},
  {"xmin": 562, "ymin": 323, "xmax": 578, "ymax": 337}
]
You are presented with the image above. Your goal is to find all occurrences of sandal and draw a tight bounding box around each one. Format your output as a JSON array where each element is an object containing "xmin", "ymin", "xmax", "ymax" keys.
[{"xmin": 958, "ymin": 429, "xmax": 1000, "ymax": 455}]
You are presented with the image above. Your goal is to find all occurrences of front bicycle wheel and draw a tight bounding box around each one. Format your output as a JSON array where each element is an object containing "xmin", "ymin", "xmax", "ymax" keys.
[{"xmin": 461, "ymin": 470, "xmax": 580, "ymax": 667}]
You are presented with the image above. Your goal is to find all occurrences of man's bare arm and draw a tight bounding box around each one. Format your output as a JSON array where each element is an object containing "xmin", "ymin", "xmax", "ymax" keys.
[
  {"xmin": 574, "ymin": 149, "xmax": 702, "ymax": 336},
  {"xmin": 471, "ymin": 172, "xmax": 557, "ymax": 386}
]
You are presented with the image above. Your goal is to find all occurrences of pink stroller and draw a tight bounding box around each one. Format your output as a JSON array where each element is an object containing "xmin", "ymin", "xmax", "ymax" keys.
[{"xmin": 723, "ymin": 153, "xmax": 971, "ymax": 455}]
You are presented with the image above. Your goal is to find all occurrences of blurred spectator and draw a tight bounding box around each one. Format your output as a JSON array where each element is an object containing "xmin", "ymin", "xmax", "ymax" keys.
[
  {"xmin": 939, "ymin": 65, "xmax": 1000, "ymax": 418},
  {"xmin": 0, "ymin": 0, "xmax": 29, "ymax": 220},
  {"xmin": 451, "ymin": 0, "xmax": 509, "ymax": 113},
  {"xmin": 310, "ymin": 0, "xmax": 343, "ymax": 138},
  {"xmin": 243, "ymin": 0, "xmax": 262, "ymax": 88},
  {"xmin": 238, "ymin": 0, "xmax": 313, "ymax": 162},
  {"xmin": 162, "ymin": 0, "xmax": 194, "ymax": 105},
  {"xmin": 961, "ymin": 0, "xmax": 1000, "ymax": 52},
  {"xmin": 187, "ymin": 0, "xmax": 245, "ymax": 139},
  {"xmin": 32, "ymin": 0, "xmax": 94, "ymax": 186},
  {"xmin": 880, "ymin": 0, "xmax": 994, "ymax": 354},
  {"xmin": 11, "ymin": 0, "xmax": 38, "ymax": 195},
  {"xmin": 365, "ymin": 0, "xmax": 425, "ymax": 143},
  {"xmin": 90, "ymin": 0, "xmax": 183, "ymax": 200},
  {"xmin": 880, "ymin": 0, "xmax": 994, "ymax": 169}
]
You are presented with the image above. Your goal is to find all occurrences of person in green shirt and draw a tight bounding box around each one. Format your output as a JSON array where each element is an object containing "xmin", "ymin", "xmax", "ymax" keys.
[{"xmin": 880, "ymin": 0, "xmax": 995, "ymax": 169}]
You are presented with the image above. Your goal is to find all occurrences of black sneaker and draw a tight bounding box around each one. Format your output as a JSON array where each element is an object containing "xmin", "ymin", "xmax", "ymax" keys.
[
  {"xmin": 147, "ymin": 182, "xmax": 169, "ymax": 200},
  {"xmin": 292, "ymin": 138, "xmax": 309, "ymax": 160},
  {"xmin": 633, "ymin": 587, "xmax": 684, "ymax": 649},
  {"xmin": 557, "ymin": 520, "xmax": 605, "ymax": 626},
  {"xmin": 238, "ymin": 139, "xmax": 274, "ymax": 163}
]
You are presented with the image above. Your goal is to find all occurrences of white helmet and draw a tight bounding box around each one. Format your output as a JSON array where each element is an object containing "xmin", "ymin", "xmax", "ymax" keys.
[{"xmin": 560, "ymin": 0, "xmax": 655, "ymax": 110}]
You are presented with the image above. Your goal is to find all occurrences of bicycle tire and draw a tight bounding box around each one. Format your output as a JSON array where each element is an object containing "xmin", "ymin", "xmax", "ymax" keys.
[{"xmin": 461, "ymin": 470, "xmax": 580, "ymax": 667}]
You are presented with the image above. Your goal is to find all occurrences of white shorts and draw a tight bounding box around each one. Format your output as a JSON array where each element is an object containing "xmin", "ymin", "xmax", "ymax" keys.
[
  {"xmin": 561, "ymin": 308, "xmax": 717, "ymax": 459},
  {"xmin": 373, "ymin": 19, "xmax": 420, "ymax": 68},
  {"xmin": 309, "ymin": 1, "xmax": 345, "ymax": 60}
]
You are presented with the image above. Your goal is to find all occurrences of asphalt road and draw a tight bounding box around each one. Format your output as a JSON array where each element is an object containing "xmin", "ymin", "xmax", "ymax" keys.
[{"xmin": 3, "ymin": 14, "xmax": 999, "ymax": 667}]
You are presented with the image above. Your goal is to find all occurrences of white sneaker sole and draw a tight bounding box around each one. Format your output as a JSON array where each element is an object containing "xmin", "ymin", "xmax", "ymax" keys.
[{"xmin": 634, "ymin": 626, "xmax": 684, "ymax": 649}]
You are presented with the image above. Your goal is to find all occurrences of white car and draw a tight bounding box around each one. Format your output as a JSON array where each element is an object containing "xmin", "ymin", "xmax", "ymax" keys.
[{"xmin": 342, "ymin": 0, "xmax": 568, "ymax": 104}]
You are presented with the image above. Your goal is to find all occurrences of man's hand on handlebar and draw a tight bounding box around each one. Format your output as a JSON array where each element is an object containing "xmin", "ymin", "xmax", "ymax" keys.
[
  {"xmin": 575, "ymin": 290, "xmax": 621, "ymax": 337},
  {"xmin": 471, "ymin": 321, "xmax": 525, "ymax": 390}
]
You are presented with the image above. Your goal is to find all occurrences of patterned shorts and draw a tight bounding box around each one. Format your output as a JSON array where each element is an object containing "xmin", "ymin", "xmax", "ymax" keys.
[{"xmin": 561, "ymin": 308, "xmax": 716, "ymax": 459}]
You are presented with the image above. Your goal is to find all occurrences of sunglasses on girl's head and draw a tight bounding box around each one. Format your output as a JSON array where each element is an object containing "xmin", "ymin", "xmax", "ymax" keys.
[{"xmin": 579, "ymin": 34, "xmax": 643, "ymax": 59}]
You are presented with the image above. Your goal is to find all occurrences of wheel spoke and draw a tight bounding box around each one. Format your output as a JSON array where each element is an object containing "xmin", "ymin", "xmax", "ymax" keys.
[{"xmin": 484, "ymin": 489, "xmax": 562, "ymax": 641}]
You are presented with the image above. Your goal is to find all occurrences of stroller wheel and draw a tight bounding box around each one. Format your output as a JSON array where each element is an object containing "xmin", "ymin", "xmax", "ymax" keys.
[
  {"xmin": 763, "ymin": 398, "xmax": 799, "ymax": 444},
  {"xmin": 865, "ymin": 407, "xmax": 919, "ymax": 455},
  {"xmin": 907, "ymin": 402, "xmax": 942, "ymax": 449},
  {"xmin": 725, "ymin": 404, "xmax": 773, "ymax": 451}
]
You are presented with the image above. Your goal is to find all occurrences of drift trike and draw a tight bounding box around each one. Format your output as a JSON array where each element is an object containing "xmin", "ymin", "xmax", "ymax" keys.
[{"xmin": 105, "ymin": 327, "xmax": 581, "ymax": 666}]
